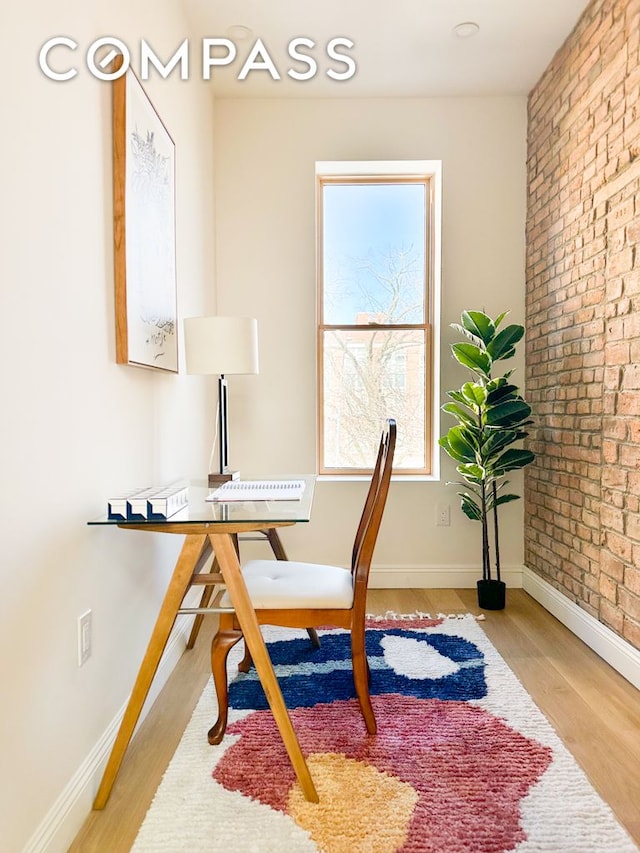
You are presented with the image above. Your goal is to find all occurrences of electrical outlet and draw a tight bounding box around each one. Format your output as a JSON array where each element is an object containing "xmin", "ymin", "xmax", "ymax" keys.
[
  {"xmin": 436, "ymin": 503, "xmax": 451, "ymax": 526},
  {"xmin": 78, "ymin": 610, "xmax": 92, "ymax": 667}
]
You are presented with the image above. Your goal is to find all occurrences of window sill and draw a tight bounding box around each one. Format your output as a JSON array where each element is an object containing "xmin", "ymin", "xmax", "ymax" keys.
[{"xmin": 317, "ymin": 474, "xmax": 440, "ymax": 483}]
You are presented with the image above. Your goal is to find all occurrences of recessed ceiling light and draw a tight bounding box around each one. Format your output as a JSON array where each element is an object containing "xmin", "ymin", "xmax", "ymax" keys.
[
  {"xmin": 226, "ymin": 24, "xmax": 253, "ymax": 40},
  {"xmin": 453, "ymin": 21, "xmax": 480, "ymax": 39}
]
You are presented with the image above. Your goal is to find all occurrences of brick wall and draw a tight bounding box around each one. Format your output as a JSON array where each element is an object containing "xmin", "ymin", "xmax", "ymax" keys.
[{"xmin": 526, "ymin": 0, "xmax": 640, "ymax": 649}]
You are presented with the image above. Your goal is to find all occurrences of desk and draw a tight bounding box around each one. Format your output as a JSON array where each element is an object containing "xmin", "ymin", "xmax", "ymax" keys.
[{"xmin": 88, "ymin": 478, "xmax": 318, "ymax": 807}]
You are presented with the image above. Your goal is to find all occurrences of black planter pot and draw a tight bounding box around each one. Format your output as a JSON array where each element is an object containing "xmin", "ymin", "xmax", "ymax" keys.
[{"xmin": 477, "ymin": 579, "xmax": 506, "ymax": 610}]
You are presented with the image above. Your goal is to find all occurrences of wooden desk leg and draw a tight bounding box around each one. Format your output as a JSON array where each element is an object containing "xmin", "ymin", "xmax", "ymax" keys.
[
  {"xmin": 93, "ymin": 534, "xmax": 209, "ymax": 810},
  {"xmin": 209, "ymin": 532, "xmax": 319, "ymax": 804},
  {"xmin": 186, "ymin": 554, "xmax": 221, "ymax": 650},
  {"xmin": 265, "ymin": 527, "xmax": 288, "ymax": 560}
]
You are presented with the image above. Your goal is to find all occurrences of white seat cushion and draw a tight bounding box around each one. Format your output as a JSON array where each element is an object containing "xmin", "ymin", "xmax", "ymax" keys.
[{"xmin": 219, "ymin": 559, "xmax": 354, "ymax": 610}]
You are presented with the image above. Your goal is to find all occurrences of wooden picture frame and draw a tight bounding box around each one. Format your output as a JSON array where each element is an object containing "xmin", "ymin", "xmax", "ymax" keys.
[{"xmin": 112, "ymin": 56, "xmax": 178, "ymax": 372}]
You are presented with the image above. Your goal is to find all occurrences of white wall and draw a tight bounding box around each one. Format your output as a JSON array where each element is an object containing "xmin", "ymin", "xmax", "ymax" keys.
[
  {"xmin": 1, "ymin": 3, "xmax": 215, "ymax": 850},
  {"xmin": 213, "ymin": 96, "xmax": 528, "ymax": 585}
]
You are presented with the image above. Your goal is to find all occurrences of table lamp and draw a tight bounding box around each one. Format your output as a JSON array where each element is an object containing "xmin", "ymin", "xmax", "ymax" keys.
[{"xmin": 184, "ymin": 315, "xmax": 259, "ymax": 486}]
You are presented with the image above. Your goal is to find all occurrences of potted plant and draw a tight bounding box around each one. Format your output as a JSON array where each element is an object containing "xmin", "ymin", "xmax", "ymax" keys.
[{"xmin": 439, "ymin": 310, "xmax": 535, "ymax": 610}]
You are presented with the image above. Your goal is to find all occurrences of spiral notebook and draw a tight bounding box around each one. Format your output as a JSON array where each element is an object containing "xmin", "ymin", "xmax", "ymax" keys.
[{"xmin": 206, "ymin": 480, "xmax": 306, "ymax": 502}]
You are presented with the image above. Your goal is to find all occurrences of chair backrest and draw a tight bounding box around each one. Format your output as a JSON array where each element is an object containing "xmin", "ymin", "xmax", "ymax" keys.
[{"xmin": 350, "ymin": 419, "xmax": 397, "ymax": 592}]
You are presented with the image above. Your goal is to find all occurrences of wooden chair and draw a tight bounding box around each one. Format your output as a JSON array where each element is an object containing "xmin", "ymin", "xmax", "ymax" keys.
[{"xmin": 208, "ymin": 418, "xmax": 397, "ymax": 744}]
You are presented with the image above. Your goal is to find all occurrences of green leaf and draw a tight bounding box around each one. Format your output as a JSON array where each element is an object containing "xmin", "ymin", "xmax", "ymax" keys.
[
  {"xmin": 494, "ymin": 311, "xmax": 508, "ymax": 328},
  {"xmin": 461, "ymin": 310, "xmax": 495, "ymax": 344},
  {"xmin": 442, "ymin": 402, "xmax": 477, "ymax": 426},
  {"xmin": 439, "ymin": 435, "xmax": 457, "ymax": 461},
  {"xmin": 457, "ymin": 462, "xmax": 485, "ymax": 482},
  {"xmin": 494, "ymin": 493, "xmax": 521, "ymax": 507},
  {"xmin": 461, "ymin": 382, "xmax": 487, "ymax": 408},
  {"xmin": 486, "ymin": 376, "xmax": 507, "ymax": 392},
  {"xmin": 451, "ymin": 343, "xmax": 492, "ymax": 376},
  {"xmin": 444, "ymin": 426, "xmax": 478, "ymax": 459},
  {"xmin": 439, "ymin": 436, "xmax": 472, "ymax": 465},
  {"xmin": 487, "ymin": 383, "xmax": 519, "ymax": 405},
  {"xmin": 450, "ymin": 323, "xmax": 482, "ymax": 346},
  {"xmin": 481, "ymin": 429, "xmax": 518, "ymax": 458},
  {"xmin": 486, "ymin": 324, "xmax": 524, "ymax": 361},
  {"xmin": 447, "ymin": 389, "xmax": 469, "ymax": 405},
  {"xmin": 492, "ymin": 448, "xmax": 535, "ymax": 474},
  {"xmin": 485, "ymin": 399, "xmax": 532, "ymax": 427},
  {"xmin": 486, "ymin": 491, "xmax": 520, "ymax": 511},
  {"xmin": 459, "ymin": 492, "xmax": 482, "ymax": 521}
]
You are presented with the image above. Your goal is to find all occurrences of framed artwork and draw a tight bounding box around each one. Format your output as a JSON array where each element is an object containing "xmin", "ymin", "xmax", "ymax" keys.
[{"xmin": 112, "ymin": 57, "xmax": 178, "ymax": 372}]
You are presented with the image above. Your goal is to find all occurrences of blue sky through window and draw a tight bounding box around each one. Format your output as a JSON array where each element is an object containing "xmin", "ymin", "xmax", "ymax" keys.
[{"xmin": 322, "ymin": 182, "xmax": 426, "ymax": 325}]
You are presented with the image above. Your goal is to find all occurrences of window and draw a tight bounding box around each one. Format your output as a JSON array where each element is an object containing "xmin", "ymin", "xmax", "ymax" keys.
[{"xmin": 316, "ymin": 161, "xmax": 441, "ymax": 476}]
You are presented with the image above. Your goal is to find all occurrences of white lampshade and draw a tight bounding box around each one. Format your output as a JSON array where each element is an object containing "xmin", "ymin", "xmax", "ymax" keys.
[{"xmin": 184, "ymin": 316, "xmax": 259, "ymax": 375}]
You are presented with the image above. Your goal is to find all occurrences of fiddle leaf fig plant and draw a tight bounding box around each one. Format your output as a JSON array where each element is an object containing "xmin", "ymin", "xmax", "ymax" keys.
[{"xmin": 440, "ymin": 310, "xmax": 535, "ymax": 588}]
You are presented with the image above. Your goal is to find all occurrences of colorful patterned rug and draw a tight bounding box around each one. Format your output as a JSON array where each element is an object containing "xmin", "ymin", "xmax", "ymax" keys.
[{"xmin": 133, "ymin": 615, "xmax": 638, "ymax": 852}]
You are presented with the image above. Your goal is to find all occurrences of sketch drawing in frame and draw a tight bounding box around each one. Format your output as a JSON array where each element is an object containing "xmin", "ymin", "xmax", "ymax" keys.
[{"xmin": 112, "ymin": 55, "xmax": 178, "ymax": 372}]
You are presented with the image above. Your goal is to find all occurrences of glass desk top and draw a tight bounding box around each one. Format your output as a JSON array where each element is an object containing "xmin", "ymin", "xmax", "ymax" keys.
[{"xmin": 88, "ymin": 477, "xmax": 316, "ymax": 526}]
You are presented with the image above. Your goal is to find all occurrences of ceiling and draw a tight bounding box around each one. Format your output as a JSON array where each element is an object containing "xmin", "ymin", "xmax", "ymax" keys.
[{"xmin": 182, "ymin": 0, "xmax": 590, "ymax": 99}]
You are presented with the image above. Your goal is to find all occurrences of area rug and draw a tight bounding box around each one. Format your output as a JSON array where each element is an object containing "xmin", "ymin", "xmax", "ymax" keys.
[{"xmin": 132, "ymin": 615, "xmax": 638, "ymax": 852}]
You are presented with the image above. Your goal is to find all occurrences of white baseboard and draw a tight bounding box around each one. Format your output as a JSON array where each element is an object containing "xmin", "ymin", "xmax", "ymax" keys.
[
  {"xmin": 523, "ymin": 567, "xmax": 640, "ymax": 691},
  {"xmin": 23, "ymin": 617, "xmax": 193, "ymax": 853},
  {"xmin": 370, "ymin": 563, "xmax": 524, "ymax": 589}
]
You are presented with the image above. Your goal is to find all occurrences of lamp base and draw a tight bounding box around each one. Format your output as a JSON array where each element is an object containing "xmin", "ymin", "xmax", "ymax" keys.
[{"xmin": 208, "ymin": 470, "xmax": 240, "ymax": 487}]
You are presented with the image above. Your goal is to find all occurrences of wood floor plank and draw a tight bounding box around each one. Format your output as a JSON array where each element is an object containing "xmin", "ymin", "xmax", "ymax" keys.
[{"xmin": 70, "ymin": 589, "xmax": 640, "ymax": 850}]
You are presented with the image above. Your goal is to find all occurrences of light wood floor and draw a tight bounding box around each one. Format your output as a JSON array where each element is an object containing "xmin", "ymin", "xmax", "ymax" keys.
[{"xmin": 70, "ymin": 589, "xmax": 640, "ymax": 851}]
